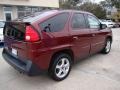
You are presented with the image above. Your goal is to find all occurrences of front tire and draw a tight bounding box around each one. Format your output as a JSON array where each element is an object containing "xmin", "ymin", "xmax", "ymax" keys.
[
  {"xmin": 49, "ymin": 53, "xmax": 72, "ymax": 81},
  {"xmin": 101, "ymin": 38, "xmax": 111, "ymax": 54}
]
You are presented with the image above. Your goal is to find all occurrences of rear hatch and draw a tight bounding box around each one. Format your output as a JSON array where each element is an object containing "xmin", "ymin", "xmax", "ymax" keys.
[
  {"xmin": 4, "ymin": 22, "xmax": 30, "ymax": 61},
  {"xmin": 3, "ymin": 11, "xmax": 58, "ymax": 62}
]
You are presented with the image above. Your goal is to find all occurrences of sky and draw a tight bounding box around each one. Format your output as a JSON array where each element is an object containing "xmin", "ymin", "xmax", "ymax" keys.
[{"xmin": 91, "ymin": 0, "xmax": 105, "ymax": 3}]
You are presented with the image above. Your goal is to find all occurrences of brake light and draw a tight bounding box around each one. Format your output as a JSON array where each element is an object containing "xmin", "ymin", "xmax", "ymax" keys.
[{"xmin": 25, "ymin": 26, "xmax": 40, "ymax": 42}]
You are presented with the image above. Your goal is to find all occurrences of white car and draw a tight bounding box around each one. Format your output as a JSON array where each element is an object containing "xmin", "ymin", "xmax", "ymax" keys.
[
  {"xmin": 99, "ymin": 19, "xmax": 115, "ymax": 28},
  {"xmin": 0, "ymin": 21, "xmax": 5, "ymax": 43}
]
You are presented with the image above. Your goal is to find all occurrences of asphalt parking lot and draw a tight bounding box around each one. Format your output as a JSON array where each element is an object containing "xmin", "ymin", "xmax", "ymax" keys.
[{"xmin": 0, "ymin": 28, "xmax": 120, "ymax": 90}]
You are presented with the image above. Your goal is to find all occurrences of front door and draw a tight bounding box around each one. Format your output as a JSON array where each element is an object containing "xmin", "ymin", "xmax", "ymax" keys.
[
  {"xmin": 86, "ymin": 15, "xmax": 105, "ymax": 55},
  {"xmin": 69, "ymin": 13, "xmax": 91, "ymax": 60}
]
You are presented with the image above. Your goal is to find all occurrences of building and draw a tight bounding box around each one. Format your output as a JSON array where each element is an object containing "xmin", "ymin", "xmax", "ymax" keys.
[
  {"xmin": 112, "ymin": 9, "xmax": 120, "ymax": 22},
  {"xmin": 105, "ymin": 6, "xmax": 117, "ymax": 19},
  {"xmin": 0, "ymin": 0, "xmax": 59, "ymax": 21}
]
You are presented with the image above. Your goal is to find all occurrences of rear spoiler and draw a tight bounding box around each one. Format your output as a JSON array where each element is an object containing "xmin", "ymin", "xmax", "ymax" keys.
[{"xmin": 5, "ymin": 21, "xmax": 30, "ymax": 25}]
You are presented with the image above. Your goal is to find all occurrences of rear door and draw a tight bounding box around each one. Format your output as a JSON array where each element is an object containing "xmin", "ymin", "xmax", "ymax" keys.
[
  {"xmin": 69, "ymin": 13, "xmax": 91, "ymax": 60},
  {"xmin": 4, "ymin": 22, "xmax": 29, "ymax": 61},
  {"xmin": 39, "ymin": 12, "xmax": 70, "ymax": 51}
]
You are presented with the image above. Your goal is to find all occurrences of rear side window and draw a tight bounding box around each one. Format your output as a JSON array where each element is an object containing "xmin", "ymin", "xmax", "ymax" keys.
[
  {"xmin": 72, "ymin": 13, "xmax": 87, "ymax": 29},
  {"xmin": 40, "ymin": 13, "xmax": 69, "ymax": 32}
]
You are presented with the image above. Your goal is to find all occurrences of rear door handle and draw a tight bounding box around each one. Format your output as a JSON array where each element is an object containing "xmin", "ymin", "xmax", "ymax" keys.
[
  {"xmin": 73, "ymin": 36, "xmax": 79, "ymax": 40},
  {"xmin": 92, "ymin": 34, "xmax": 96, "ymax": 37}
]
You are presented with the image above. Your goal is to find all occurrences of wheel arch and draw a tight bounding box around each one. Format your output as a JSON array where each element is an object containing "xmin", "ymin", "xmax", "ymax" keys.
[
  {"xmin": 107, "ymin": 36, "xmax": 112, "ymax": 43},
  {"xmin": 48, "ymin": 49, "xmax": 74, "ymax": 70}
]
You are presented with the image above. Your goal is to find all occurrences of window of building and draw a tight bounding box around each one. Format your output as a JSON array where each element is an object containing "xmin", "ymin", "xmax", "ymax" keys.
[
  {"xmin": 72, "ymin": 13, "xmax": 87, "ymax": 29},
  {"xmin": 3, "ymin": 7, "xmax": 12, "ymax": 21},
  {"xmin": 31, "ymin": 7, "xmax": 39, "ymax": 13},
  {"xmin": 5, "ymin": 13, "xmax": 12, "ymax": 21},
  {"xmin": 18, "ymin": 7, "xmax": 30, "ymax": 18},
  {"xmin": 3, "ymin": 6, "xmax": 12, "ymax": 11},
  {"xmin": 40, "ymin": 13, "xmax": 69, "ymax": 32},
  {"xmin": 17, "ymin": 6, "xmax": 53, "ymax": 18}
]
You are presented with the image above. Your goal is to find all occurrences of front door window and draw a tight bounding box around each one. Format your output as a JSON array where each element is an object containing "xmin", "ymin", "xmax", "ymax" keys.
[{"xmin": 87, "ymin": 15, "xmax": 100, "ymax": 29}]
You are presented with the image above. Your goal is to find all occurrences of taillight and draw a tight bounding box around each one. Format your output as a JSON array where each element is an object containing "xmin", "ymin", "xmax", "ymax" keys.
[{"xmin": 25, "ymin": 26, "xmax": 40, "ymax": 42}]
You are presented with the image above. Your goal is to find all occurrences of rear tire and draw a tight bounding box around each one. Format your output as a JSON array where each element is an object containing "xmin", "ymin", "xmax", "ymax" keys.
[
  {"xmin": 101, "ymin": 38, "xmax": 111, "ymax": 54},
  {"xmin": 48, "ymin": 53, "xmax": 72, "ymax": 81}
]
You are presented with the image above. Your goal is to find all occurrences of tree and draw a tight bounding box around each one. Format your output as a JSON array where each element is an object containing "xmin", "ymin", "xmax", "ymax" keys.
[
  {"xmin": 59, "ymin": 0, "xmax": 106, "ymax": 19},
  {"xmin": 79, "ymin": 2, "xmax": 106, "ymax": 19},
  {"xmin": 100, "ymin": 1, "xmax": 108, "ymax": 7},
  {"xmin": 59, "ymin": 0, "xmax": 83, "ymax": 9},
  {"xmin": 111, "ymin": 0, "xmax": 120, "ymax": 9},
  {"xmin": 100, "ymin": 0, "xmax": 120, "ymax": 9}
]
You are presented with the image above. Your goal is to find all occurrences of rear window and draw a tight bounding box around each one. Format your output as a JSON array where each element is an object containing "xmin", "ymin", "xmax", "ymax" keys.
[{"xmin": 4, "ymin": 22, "xmax": 26, "ymax": 41}]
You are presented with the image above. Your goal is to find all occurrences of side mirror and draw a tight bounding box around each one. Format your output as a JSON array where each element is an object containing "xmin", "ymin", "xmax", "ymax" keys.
[{"xmin": 100, "ymin": 24, "xmax": 107, "ymax": 30}]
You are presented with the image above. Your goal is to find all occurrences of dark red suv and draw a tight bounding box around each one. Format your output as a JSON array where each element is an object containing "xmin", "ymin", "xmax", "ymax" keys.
[{"xmin": 2, "ymin": 10, "xmax": 112, "ymax": 81}]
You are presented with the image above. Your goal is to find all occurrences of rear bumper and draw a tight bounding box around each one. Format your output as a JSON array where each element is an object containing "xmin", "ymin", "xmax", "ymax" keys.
[{"xmin": 2, "ymin": 49, "xmax": 45, "ymax": 76}]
